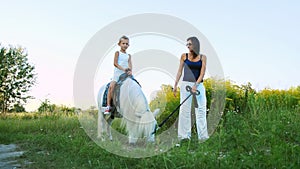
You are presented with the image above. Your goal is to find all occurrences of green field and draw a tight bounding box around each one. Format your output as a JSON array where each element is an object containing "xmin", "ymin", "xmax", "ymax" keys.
[
  {"xmin": 1, "ymin": 82, "xmax": 300, "ymax": 168},
  {"xmin": 0, "ymin": 106, "xmax": 299, "ymax": 169}
]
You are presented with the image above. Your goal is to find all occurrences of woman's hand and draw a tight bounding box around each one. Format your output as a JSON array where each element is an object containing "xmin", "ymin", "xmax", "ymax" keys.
[
  {"xmin": 192, "ymin": 85, "xmax": 197, "ymax": 93},
  {"xmin": 173, "ymin": 86, "xmax": 177, "ymax": 97}
]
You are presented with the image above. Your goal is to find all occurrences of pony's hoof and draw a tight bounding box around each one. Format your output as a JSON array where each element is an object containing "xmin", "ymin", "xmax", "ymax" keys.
[
  {"xmin": 129, "ymin": 143, "xmax": 136, "ymax": 147},
  {"xmin": 97, "ymin": 135, "xmax": 105, "ymax": 141},
  {"xmin": 147, "ymin": 137, "xmax": 155, "ymax": 143}
]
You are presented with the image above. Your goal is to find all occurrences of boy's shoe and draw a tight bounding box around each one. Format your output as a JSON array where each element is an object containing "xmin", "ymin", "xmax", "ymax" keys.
[{"xmin": 104, "ymin": 106, "xmax": 111, "ymax": 115}]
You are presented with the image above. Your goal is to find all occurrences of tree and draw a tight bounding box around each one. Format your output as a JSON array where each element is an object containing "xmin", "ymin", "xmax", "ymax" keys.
[
  {"xmin": 0, "ymin": 44, "xmax": 36, "ymax": 113},
  {"xmin": 38, "ymin": 99, "xmax": 56, "ymax": 113},
  {"xmin": 9, "ymin": 103, "xmax": 26, "ymax": 113}
]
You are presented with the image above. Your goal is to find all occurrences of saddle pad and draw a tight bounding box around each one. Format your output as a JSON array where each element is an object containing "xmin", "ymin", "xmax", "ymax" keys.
[{"xmin": 102, "ymin": 82, "xmax": 110, "ymax": 107}]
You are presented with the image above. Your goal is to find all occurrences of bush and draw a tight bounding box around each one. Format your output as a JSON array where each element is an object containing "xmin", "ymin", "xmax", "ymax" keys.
[{"xmin": 150, "ymin": 78, "xmax": 300, "ymax": 133}]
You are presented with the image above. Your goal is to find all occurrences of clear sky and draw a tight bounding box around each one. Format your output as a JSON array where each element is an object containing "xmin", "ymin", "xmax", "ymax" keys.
[{"xmin": 1, "ymin": 0, "xmax": 299, "ymax": 111}]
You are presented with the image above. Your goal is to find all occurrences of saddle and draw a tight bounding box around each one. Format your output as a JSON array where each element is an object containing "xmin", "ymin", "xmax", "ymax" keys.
[{"xmin": 102, "ymin": 73, "xmax": 141, "ymax": 119}]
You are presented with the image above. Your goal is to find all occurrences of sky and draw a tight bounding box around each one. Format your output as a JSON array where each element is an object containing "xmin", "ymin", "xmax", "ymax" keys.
[{"xmin": 1, "ymin": 0, "xmax": 299, "ymax": 111}]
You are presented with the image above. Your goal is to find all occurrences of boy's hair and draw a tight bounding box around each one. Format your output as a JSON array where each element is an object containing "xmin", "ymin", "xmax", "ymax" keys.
[{"xmin": 118, "ymin": 35, "xmax": 129, "ymax": 44}]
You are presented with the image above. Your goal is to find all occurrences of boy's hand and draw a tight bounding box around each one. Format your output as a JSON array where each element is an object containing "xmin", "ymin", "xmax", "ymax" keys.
[{"xmin": 125, "ymin": 68, "xmax": 132, "ymax": 75}]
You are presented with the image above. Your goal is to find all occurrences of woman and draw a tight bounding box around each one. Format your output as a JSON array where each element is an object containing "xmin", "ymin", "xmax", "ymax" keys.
[{"xmin": 173, "ymin": 36, "xmax": 209, "ymax": 142}]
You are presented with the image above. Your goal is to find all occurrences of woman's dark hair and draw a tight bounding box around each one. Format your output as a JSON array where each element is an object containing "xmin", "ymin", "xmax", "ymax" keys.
[{"xmin": 187, "ymin": 37, "xmax": 200, "ymax": 58}]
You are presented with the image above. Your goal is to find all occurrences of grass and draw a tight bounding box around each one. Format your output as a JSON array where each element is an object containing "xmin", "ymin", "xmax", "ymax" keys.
[{"xmin": 0, "ymin": 108, "xmax": 299, "ymax": 169}]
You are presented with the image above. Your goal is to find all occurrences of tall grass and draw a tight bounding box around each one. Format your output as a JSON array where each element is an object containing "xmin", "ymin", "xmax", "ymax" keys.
[
  {"xmin": 152, "ymin": 79, "xmax": 299, "ymax": 135},
  {"xmin": 0, "ymin": 81, "xmax": 299, "ymax": 168},
  {"xmin": 1, "ymin": 107, "xmax": 299, "ymax": 168}
]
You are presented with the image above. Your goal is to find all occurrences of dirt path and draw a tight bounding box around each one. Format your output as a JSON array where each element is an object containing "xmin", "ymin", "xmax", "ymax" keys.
[{"xmin": 0, "ymin": 144, "xmax": 24, "ymax": 169}]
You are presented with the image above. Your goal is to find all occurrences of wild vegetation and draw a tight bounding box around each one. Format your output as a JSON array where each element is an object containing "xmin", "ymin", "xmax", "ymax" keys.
[
  {"xmin": 1, "ymin": 79, "xmax": 299, "ymax": 168},
  {"xmin": 0, "ymin": 45, "xmax": 36, "ymax": 113}
]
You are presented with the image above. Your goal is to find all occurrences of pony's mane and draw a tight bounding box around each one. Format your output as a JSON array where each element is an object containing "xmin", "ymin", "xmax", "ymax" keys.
[
  {"xmin": 119, "ymin": 78, "xmax": 155, "ymax": 140},
  {"xmin": 120, "ymin": 78, "xmax": 149, "ymax": 114}
]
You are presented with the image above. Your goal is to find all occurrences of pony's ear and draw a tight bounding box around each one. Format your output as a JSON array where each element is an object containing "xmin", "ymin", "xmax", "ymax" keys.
[{"xmin": 153, "ymin": 109, "xmax": 161, "ymax": 117}]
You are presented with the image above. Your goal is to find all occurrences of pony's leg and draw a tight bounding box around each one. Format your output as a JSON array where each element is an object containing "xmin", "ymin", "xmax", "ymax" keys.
[
  {"xmin": 97, "ymin": 110, "xmax": 106, "ymax": 141},
  {"xmin": 128, "ymin": 122, "xmax": 138, "ymax": 144},
  {"xmin": 147, "ymin": 122, "xmax": 156, "ymax": 142},
  {"xmin": 107, "ymin": 117, "xmax": 113, "ymax": 141},
  {"xmin": 138, "ymin": 112, "xmax": 157, "ymax": 143}
]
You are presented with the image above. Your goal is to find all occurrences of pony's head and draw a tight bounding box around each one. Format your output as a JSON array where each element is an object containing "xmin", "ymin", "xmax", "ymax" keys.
[{"xmin": 119, "ymin": 77, "xmax": 160, "ymax": 143}]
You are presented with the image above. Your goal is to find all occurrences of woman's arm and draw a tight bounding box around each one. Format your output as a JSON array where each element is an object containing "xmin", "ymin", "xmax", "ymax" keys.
[
  {"xmin": 173, "ymin": 53, "xmax": 186, "ymax": 96},
  {"xmin": 197, "ymin": 54, "xmax": 206, "ymax": 84},
  {"xmin": 192, "ymin": 54, "xmax": 206, "ymax": 92}
]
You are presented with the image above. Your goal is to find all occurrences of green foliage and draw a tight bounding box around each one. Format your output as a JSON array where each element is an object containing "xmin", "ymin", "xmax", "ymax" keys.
[
  {"xmin": 204, "ymin": 78, "xmax": 226, "ymax": 114},
  {"xmin": 0, "ymin": 107, "xmax": 299, "ymax": 168},
  {"xmin": 38, "ymin": 99, "xmax": 76, "ymax": 116},
  {"xmin": 149, "ymin": 84, "xmax": 180, "ymax": 131},
  {"xmin": 150, "ymin": 78, "xmax": 300, "ymax": 133},
  {"xmin": 0, "ymin": 78, "xmax": 299, "ymax": 168},
  {"xmin": 8, "ymin": 103, "xmax": 26, "ymax": 112},
  {"xmin": 223, "ymin": 81, "xmax": 256, "ymax": 113},
  {"xmin": 247, "ymin": 87, "xmax": 300, "ymax": 115},
  {"xmin": 38, "ymin": 99, "xmax": 56, "ymax": 113},
  {"xmin": 0, "ymin": 44, "xmax": 36, "ymax": 113}
]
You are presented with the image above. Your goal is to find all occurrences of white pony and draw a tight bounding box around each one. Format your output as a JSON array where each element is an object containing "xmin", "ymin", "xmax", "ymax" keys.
[{"xmin": 97, "ymin": 76, "xmax": 159, "ymax": 144}]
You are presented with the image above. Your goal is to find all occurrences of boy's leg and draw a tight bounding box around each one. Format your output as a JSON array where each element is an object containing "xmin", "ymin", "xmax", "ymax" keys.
[{"xmin": 105, "ymin": 81, "xmax": 116, "ymax": 114}]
